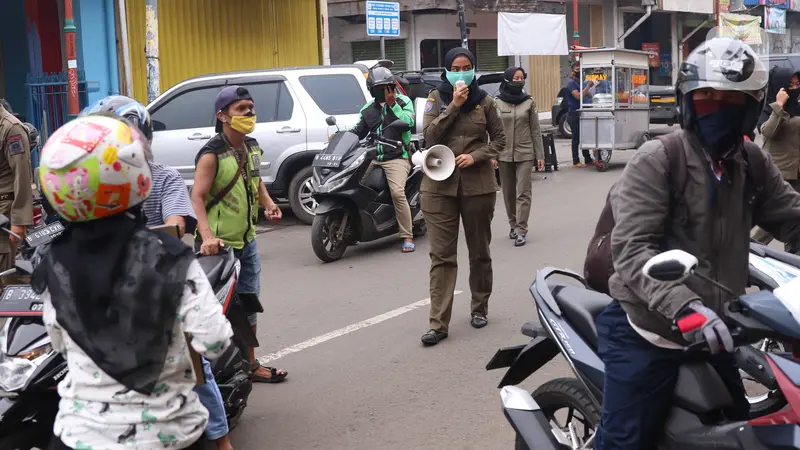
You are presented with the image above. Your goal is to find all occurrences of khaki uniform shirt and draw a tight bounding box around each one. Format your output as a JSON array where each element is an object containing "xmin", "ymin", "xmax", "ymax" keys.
[
  {"xmin": 762, "ymin": 102, "xmax": 800, "ymax": 180},
  {"xmin": 495, "ymin": 98, "xmax": 545, "ymax": 163},
  {"xmin": 421, "ymin": 90, "xmax": 506, "ymax": 196},
  {"xmin": 0, "ymin": 106, "xmax": 33, "ymax": 252}
]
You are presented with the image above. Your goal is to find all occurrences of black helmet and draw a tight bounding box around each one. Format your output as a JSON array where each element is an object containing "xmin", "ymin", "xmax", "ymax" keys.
[
  {"xmin": 80, "ymin": 95, "xmax": 153, "ymax": 143},
  {"xmin": 676, "ymin": 37, "xmax": 767, "ymax": 135},
  {"xmin": 366, "ymin": 67, "xmax": 396, "ymax": 98}
]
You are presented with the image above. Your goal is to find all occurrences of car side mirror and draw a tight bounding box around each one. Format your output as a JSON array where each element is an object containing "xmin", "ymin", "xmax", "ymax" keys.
[
  {"xmin": 325, "ymin": 116, "xmax": 337, "ymax": 127},
  {"xmin": 153, "ymin": 120, "xmax": 167, "ymax": 132},
  {"xmin": 642, "ymin": 250, "xmax": 698, "ymax": 283}
]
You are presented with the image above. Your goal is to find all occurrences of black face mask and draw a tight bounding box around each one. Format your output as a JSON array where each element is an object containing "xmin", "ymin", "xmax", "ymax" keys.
[
  {"xmin": 507, "ymin": 81, "xmax": 525, "ymax": 92},
  {"xmin": 695, "ymin": 106, "xmax": 747, "ymax": 155},
  {"xmin": 787, "ymin": 88, "xmax": 800, "ymax": 116}
]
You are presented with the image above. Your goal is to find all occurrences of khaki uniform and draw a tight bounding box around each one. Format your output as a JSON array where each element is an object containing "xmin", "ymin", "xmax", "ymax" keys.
[
  {"xmin": 752, "ymin": 102, "xmax": 800, "ymax": 246},
  {"xmin": 421, "ymin": 90, "xmax": 506, "ymax": 332},
  {"xmin": 0, "ymin": 106, "xmax": 32, "ymax": 273},
  {"xmin": 496, "ymin": 98, "xmax": 544, "ymax": 237}
]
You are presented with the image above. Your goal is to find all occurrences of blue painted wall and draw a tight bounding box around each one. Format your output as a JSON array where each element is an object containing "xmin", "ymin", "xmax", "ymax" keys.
[
  {"xmin": 0, "ymin": 1, "xmax": 31, "ymax": 118},
  {"xmin": 75, "ymin": 0, "xmax": 120, "ymax": 105}
]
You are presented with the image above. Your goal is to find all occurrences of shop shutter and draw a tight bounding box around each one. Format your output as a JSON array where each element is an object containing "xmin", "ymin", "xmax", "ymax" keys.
[
  {"xmin": 351, "ymin": 40, "xmax": 407, "ymax": 71},
  {"xmin": 476, "ymin": 39, "xmax": 510, "ymax": 72}
]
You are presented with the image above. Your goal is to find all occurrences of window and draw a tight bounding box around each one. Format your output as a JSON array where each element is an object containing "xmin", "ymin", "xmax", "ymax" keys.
[
  {"xmin": 419, "ymin": 39, "xmax": 509, "ymax": 72},
  {"xmin": 242, "ymin": 82, "xmax": 294, "ymax": 123},
  {"xmin": 299, "ymin": 74, "xmax": 366, "ymax": 115},
  {"xmin": 150, "ymin": 87, "xmax": 219, "ymax": 131},
  {"xmin": 351, "ymin": 40, "xmax": 408, "ymax": 71}
]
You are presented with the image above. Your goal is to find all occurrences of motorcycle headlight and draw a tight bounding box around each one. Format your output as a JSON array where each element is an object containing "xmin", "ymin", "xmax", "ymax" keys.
[
  {"xmin": 315, "ymin": 153, "xmax": 366, "ymax": 194},
  {"xmin": 314, "ymin": 178, "xmax": 347, "ymax": 194},
  {"xmin": 0, "ymin": 343, "xmax": 52, "ymax": 392}
]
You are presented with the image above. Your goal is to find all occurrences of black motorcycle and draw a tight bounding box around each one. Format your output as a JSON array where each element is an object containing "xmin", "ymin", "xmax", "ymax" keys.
[
  {"xmin": 0, "ymin": 216, "xmax": 259, "ymax": 449},
  {"xmin": 310, "ymin": 116, "xmax": 426, "ymax": 262},
  {"xmin": 487, "ymin": 250, "xmax": 800, "ymax": 449}
]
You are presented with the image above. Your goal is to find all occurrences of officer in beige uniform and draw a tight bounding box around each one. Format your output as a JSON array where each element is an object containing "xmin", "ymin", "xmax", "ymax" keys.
[
  {"xmin": 0, "ymin": 102, "xmax": 33, "ymax": 272},
  {"xmin": 495, "ymin": 66, "xmax": 545, "ymax": 247},
  {"xmin": 420, "ymin": 48, "xmax": 506, "ymax": 346}
]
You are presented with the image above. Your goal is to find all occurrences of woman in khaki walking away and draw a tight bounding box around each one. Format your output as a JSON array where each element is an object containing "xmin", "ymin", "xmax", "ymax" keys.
[
  {"xmin": 419, "ymin": 47, "xmax": 506, "ymax": 346},
  {"xmin": 752, "ymin": 68, "xmax": 800, "ymax": 247},
  {"xmin": 494, "ymin": 66, "xmax": 544, "ymax": 247}
]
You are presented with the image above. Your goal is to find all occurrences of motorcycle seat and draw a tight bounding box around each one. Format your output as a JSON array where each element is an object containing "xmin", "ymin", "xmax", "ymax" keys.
[
  {"xmin": 551, "ymin": 284, "xmax": 613, "ymax": 350},
  {"xmin": 198, "ymin": 254, "xmax": 227, "ymax": 287},
  {"xmin": 364, "ymin": 165, "xmax": 389, "ymax": 192}
]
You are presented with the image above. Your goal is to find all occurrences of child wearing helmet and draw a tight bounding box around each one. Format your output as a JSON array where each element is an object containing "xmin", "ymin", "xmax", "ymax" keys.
[{"xmin": 34, "ymin": 115, "xmax": 233, "ymax": 450}]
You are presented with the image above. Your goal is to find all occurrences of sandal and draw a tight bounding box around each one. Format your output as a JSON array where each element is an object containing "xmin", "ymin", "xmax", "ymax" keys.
[
  {"xmin": 471, "ymin": 314, "xmax": 488, "ymax": 329},
  {"xmin": 251, "ymin": 362, "xmax": 288, "ymax": 383},
  {"xmin": 402, "ymin": 241, "xmax": 416, "ymax": 253}
]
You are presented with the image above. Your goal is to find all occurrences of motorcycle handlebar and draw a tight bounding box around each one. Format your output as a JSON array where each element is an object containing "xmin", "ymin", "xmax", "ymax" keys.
[{"xmin": 369, "ymin": 133, "xmax": 403, "ymax": 150}]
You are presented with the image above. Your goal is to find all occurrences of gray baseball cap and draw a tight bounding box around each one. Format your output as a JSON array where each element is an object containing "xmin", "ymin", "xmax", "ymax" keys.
[{"xmin": 214, "ymin": 86, "xmax": 253, "ymax": 132}]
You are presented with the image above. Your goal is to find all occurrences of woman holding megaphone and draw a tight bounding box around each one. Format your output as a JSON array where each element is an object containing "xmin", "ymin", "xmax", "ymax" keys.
[{"xmin": 419, "ymin": 47, "xmax": 507, "ymax": 346}]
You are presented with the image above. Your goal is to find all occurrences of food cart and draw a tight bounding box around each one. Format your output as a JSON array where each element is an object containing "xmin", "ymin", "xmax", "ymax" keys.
[{"xmin": 577, "ymin": 48, "xmax": 651, "ymax": 172}]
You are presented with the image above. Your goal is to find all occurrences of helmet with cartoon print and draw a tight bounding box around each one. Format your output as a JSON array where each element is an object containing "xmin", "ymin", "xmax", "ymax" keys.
[{"xmin": 38, "ymin": 115, "xmax": 153, "ymax": 222}]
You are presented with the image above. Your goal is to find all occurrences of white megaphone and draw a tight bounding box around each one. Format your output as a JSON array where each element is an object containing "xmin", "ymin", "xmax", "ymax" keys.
[{"xmin": 412, "ymin": 145, "xmax": 455, "ymax": 182}]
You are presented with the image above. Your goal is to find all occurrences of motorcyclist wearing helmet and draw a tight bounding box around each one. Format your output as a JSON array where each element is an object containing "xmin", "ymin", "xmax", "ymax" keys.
[
  {"xmin": 79, "ymin": 95, "xmax": 234, "ymax": 450},
  {"xmin": 594, "ymin": 37, "xmax": 800, "ymax": 448},
  {"xmin": 34, "ymin": 115, "xmax": 233, "ymax": 449},
  {"xmin": 350, "ymin": 66, "xmax": 417, "ymax": 252}
]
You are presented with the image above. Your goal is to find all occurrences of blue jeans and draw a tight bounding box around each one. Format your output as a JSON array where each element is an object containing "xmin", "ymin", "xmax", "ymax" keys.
[
  {"xmin": 194, "ymin": 357, "xmax": 229, "ymax": 440},
  {"xmin": 234, "ymin": 238, "xmax": 261, "ymax": 326},
  {"xmin": 593, "ymin": 301, "xmax": 748, "ymax": 450}
]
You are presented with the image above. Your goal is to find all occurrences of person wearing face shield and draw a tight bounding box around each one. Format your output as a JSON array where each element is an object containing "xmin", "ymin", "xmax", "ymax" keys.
[
  {"xmin": 751, "ymin": 69, "xmax": 800, "ymax": 246},
  {"xmin": 419, "ymin": 48, "xmax": 506, "ymax": 346},
  {"xmin": 190, "ymin": 86, "xmax": 288, "ymax": 384},
  {"xmin": 593, "ymin": 37, "xmax": 800, "ymax": 449},
  {"xmin": 350, "ymin": 66, "xmax": 417, "ymax": 252}
]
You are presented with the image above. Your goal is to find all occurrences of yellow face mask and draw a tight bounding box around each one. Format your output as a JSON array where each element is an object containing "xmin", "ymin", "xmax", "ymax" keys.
[{"xmin": 229, "ymin": 114, "xmax": 257, "ymax": 135}]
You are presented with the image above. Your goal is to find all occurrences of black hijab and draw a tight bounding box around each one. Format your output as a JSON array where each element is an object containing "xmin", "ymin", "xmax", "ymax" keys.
[
  {"xmin": 497, "ymin": 66, "xmax": 531, "ymax": 105},
  {"xmin": 33, "ymin": 208, "xmax": 194, "ymax": 395},
  {"xmin": 436, "ymin": 47, "xmax": 487, "ymax": 113}
]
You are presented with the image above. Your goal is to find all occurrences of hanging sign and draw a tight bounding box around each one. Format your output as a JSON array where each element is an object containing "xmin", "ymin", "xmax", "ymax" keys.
[
  {"xmin": 642, "ymin": 43, "xmax": 661, "ymax": 67},
  {"xmin": 765, "ymin": 6, "xmax": 787, "ymax": 34},
  {"xmin": 720, "ymin": 13, "xmax": 763, "ymax": 45}
]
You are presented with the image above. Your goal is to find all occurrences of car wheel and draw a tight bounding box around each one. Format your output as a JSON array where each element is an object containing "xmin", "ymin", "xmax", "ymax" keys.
[
  {"xmin": 558, "ymin": 114, "xmax": 572, "ymax": 139},
  {"xmin": 288, "ymin": 166, "xmax": 316, "ymax": 225}
]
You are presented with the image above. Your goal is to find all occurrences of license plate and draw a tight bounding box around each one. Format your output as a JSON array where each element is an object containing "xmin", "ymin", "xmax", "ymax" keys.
[
  {"xmin": 652, "ymin": 97, "xmax": 675, "ymax": 103},
  {"xmin": 25, "ymin": 221, "xmax": 64, "ymax": 247},
  {"xmin": 0, "ymin": 285, "xmax": 42, "ymax": 317},
  {"xmin": 313, "ymin": 153, "xmax": 343, "ymax": 168}
]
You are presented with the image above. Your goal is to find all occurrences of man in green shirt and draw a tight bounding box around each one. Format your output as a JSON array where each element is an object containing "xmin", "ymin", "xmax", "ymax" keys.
[
  {"xmin": 190, "ymin": 86, "xmax": 288, "ymax": 384},
  {"xmin": 351, "ymin": 67, "xmax": 417, "ymax": 252}
]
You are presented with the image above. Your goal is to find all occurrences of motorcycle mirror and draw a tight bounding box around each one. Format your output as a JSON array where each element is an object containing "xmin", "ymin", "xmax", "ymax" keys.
[
  {"xmin": 642, "ymin": 250, "xmax": 698, "ymax": 283},
  {"xmin": 325, "ymin": 116, "xmax": 337, "ymax": 127},
  {"xmin": 14, "ymin": 260, "xmax": 33, "ymax": 276}
]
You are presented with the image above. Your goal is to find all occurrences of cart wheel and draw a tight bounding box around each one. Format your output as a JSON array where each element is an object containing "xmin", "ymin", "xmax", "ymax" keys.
[
  {"xmin": 637, "ymin": 132, "xmax": 651, "ymax": 148},
  {"xmin": 596, "ymin": 161, "xmax": 609, "ymax": 172}
]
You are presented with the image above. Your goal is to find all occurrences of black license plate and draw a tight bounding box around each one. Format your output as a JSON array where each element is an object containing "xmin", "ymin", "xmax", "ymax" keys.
[
  {"xmin": 0, "ymin": 285, "xmax": 42, "ymax": 316},
  {"xmin": 312, "ymin": 153, "xmax": 343, "ymax": 168},
  {"xmin": 26, "ymin": 222, "xmax": 64, "ymax": 247}
]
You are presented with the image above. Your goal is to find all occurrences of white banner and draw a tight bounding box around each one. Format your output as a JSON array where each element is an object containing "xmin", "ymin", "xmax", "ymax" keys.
[
  {"xmin": 497, "ymin": 13, "xmax": 568, "ymax": 56},
  {"xmin": 660, "ymin": 0, "xmax": 714, "ymax": 14}
]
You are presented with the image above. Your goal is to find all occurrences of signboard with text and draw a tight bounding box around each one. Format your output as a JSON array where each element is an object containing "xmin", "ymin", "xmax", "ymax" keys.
[
  {"xmin": 659, "ymin": 0, "xmax": 714, "ymax": 13},
  {"xmin": 366, "ymin": 1, "xmax": 400, "ymax": 37},
  {"xmin": 765, "ymin": 6, "xmax": 787, "ymax": 33},
  {"xmin": 642, "ymin": 43, "xmax": 661, "ymax": 68},
  {"xmin": 743, "ymin": 0, "xmax": 789, "ymax": 8}
]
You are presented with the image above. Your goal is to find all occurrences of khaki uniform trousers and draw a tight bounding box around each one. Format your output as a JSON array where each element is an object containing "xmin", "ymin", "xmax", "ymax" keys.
[
  {"xmin": 498, "ymin": 160, "xmax": 533, "ymax": 237},
  {"xmin": 364, "ymin": 159, "xmax": 413, "ymax": 239},
  {"xmin": 752, "ymin": 179, "xmax": 800, "ymax": 247},
  {"xmin": 421, "ymin": 190, "xmax": 496, "ymax": 333}
]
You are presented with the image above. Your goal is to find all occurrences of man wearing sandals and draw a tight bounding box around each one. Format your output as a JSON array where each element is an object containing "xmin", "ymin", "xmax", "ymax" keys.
[
  {"xmin": 351, "ymin": 66, "xmax": 417, "ymax": 253},
  {"xmin": 190, "ymin": 86, "xmax": 288, "ymax": 384}
]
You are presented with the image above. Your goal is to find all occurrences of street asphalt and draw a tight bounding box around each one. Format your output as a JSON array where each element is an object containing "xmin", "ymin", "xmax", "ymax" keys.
[{"xmin": 226, "ymin": 134, "xmax": 641, "ymax": 450}]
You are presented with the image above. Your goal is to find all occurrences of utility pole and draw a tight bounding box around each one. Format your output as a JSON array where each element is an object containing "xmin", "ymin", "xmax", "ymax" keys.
[
  {"xmin": 64, "ymin": 0, "xmax": 79, "ymax": 120},
  {"xmin": 573, "ymin": 0, "xmax": 580, "ymax": 50},
  {"xmin": 145, "ymin": 0, "xmax": 161, "ymax": 104},
  {"xmin": 380, "ymin": 37, "xmax": 386, "ymax": 59},
  {"xmin": 457, "ymin": 0, "xmax": 468, "ymax": 49}
]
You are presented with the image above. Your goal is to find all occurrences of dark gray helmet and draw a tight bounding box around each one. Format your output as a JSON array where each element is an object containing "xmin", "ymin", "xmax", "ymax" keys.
[
  {"xmin": 676, "ymin": 37, "xmax": 767, "ymax": 134},
  {"xmin": 367, "ymin": 67, "xmax": 395, "ymax": 97}
]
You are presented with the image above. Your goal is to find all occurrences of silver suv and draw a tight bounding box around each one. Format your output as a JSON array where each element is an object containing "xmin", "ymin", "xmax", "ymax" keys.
[{"xmin": 147, "ymin": 65, "xmax": 372, "ymax": 224}]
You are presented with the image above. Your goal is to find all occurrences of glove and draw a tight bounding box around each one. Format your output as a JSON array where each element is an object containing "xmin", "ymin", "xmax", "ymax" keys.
[{"xmin": 675, "ymin": 300, "xmax": 734, "ymax": 354}]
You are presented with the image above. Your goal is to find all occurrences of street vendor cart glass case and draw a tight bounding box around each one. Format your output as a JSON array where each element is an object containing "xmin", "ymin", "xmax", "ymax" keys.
[{"xmin": 577, "ymin": 48, "xmax": 650, "ymax": 172}]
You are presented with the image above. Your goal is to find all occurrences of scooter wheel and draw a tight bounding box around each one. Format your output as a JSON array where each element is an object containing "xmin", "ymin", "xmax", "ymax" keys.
[
  {"xmin": 311, "ymin": 213, "xmax": 348, "ymax": 263},
  {"xmin": 0, "ymin": 424, "xmax": 52, "ymax": 450}
]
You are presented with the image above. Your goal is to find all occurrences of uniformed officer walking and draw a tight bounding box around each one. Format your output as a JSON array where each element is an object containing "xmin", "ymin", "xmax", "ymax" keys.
[
  {"xmin": 0, "ymin": 101, "xmax": 33, "ymax": 272},
  {"xmin": 420, "ymin": 48, "xmax": 506, "ymax": 346}
]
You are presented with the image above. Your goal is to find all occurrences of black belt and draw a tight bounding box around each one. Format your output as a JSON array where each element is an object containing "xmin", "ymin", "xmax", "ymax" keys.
[{"xmin": 0, "ymin": 193, "xmax": 14, "ymax": 201}]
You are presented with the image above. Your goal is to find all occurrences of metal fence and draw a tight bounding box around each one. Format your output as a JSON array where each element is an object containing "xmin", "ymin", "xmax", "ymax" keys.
[{"xmin": 25, "ymin": 72, "xmax": 95, "ymax": 167}]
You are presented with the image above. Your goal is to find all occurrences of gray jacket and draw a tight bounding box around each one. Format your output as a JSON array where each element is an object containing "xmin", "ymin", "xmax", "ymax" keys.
[
  {"xmin": 608, "ymin": 130, "xmax": 800, "ymax": 343},
  {"xmin": 495, "ymin": 98, "xmax": 544, "ymax": 163},
  {"xmin": 762, "ymin": 102, "xmax": 800, "ymax": 180}
]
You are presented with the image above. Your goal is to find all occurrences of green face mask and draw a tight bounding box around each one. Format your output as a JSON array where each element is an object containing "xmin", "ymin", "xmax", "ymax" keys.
[
  {"xmin": 507, "ymin": 81, "xmax": 525, "ymax": 91},
  {"xmin": 446, "ymin": 69, "xmax": 475, "ymax": 87}
]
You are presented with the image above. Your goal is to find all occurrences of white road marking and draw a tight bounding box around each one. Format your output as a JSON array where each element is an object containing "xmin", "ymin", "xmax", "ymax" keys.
[{"xmin": 258, "ymin": 290, "xmax": 463, "ymax": 364}]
